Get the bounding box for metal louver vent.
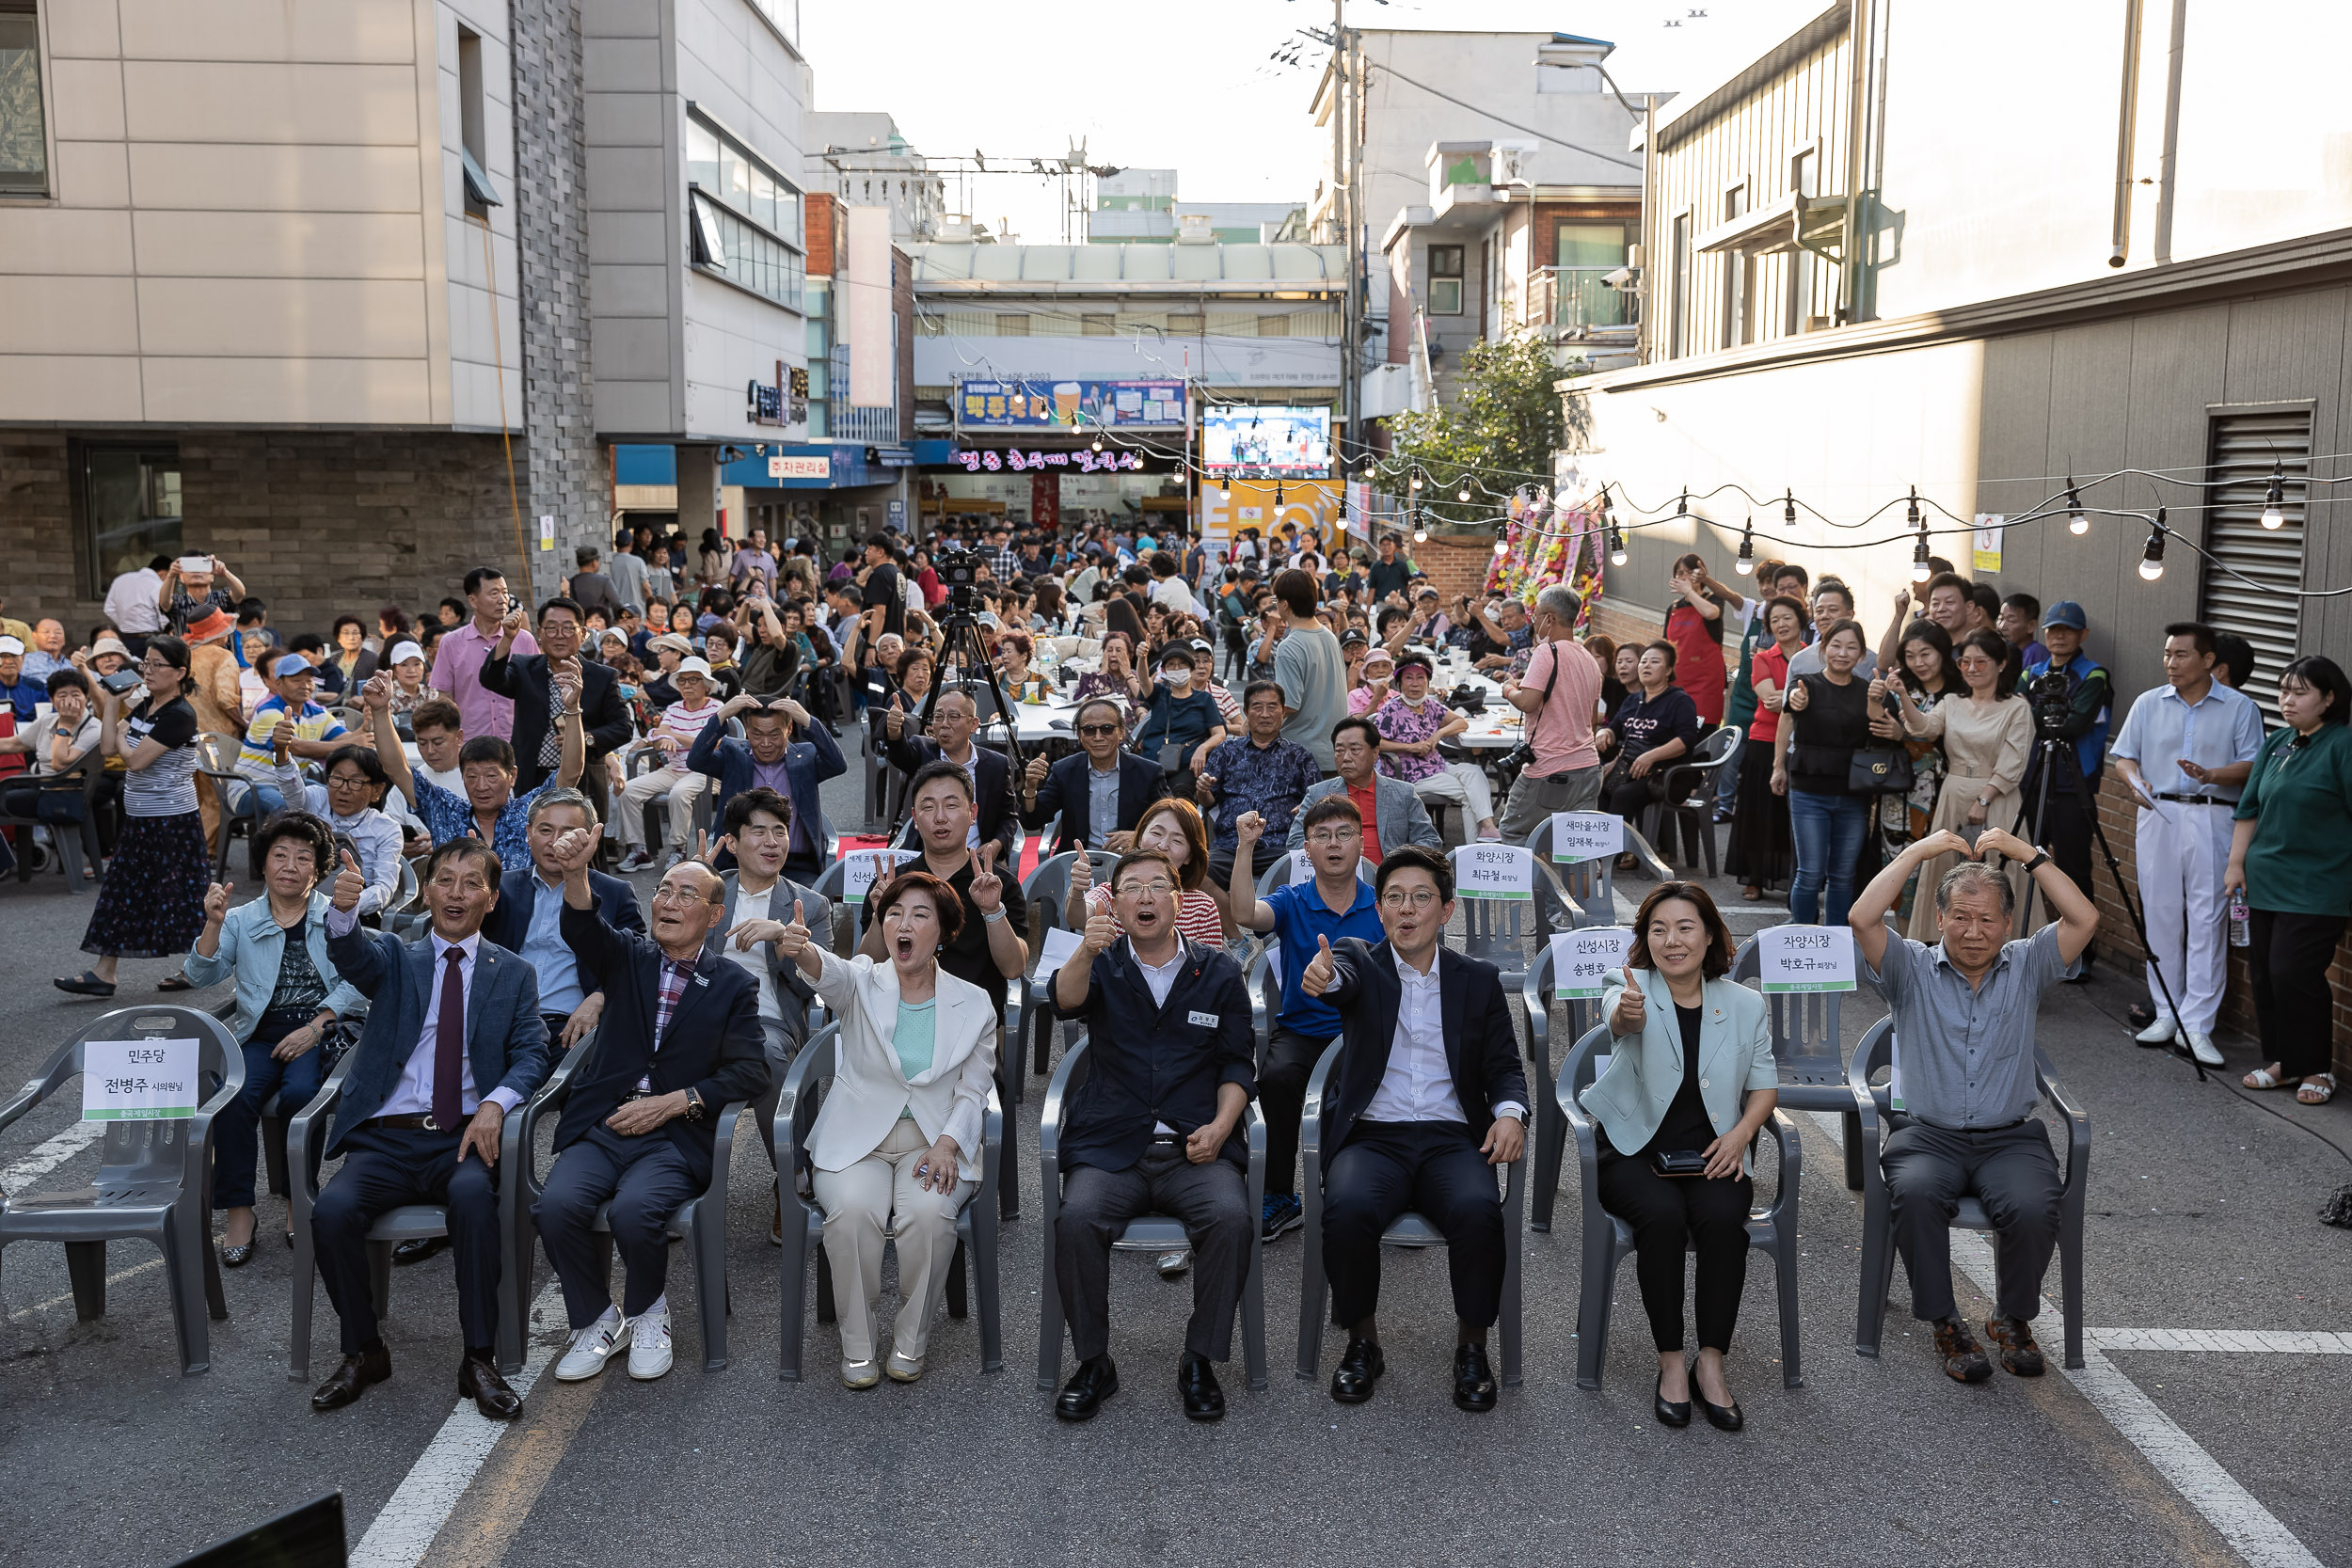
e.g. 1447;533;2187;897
2198;409;2309;725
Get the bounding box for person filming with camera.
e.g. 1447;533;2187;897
2017;602;2111;970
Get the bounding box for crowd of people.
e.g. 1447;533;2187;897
10;507;2344;1430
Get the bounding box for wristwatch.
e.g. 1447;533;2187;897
683;1087;706;1121
2022;849;2052;873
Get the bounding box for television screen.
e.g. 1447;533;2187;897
1201;405;1332;477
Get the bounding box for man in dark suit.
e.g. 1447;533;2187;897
1018;696;1167;854
884;687;1018;862
310;839;552;1418
478;596;633;795
1047;848;1256;1424
1298;844;1526;1413
688;692;847;883
535;831;769;1384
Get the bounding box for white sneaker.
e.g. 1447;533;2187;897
617;848;655;872
2134;1017;2179;1045
2185;1030;2224;1068
554;1307;629;1382
627;1308;673;1380
886;1348;925;1383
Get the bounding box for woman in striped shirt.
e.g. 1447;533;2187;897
1072;796;1226;948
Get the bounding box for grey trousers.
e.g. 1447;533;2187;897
1882;1117;2062;1323
1057;1143;1251;1362
1499;762;1604;840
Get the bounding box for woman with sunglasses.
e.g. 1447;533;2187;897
56;637;213;997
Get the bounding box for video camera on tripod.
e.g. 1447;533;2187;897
932;546;983;618
2025;670;2075;739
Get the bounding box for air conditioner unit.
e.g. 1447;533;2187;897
1491;140;1540;188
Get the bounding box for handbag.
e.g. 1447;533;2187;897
1847;746;1915;794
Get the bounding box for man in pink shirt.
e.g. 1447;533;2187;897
432;567;538;742
1497;584;1603;837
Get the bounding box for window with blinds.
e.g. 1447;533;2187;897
2197;408;2310;723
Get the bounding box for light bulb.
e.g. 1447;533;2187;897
1091;436;1104;452
1458;485;1471;503
1413;525;1428;544
1734;523;1755;575
2261;469;2285;530
1408;472;1423;491
2260;501;2283;530
2137;555;2165;581
2138;511;2168;580
1494;539;1510;558
1218;482;1230;501
1608;524;1628;566
1909;535;1932;584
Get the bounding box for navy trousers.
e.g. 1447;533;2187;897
311;1124;501;1355
1323;1120;1505;1330
535;1124;699;1328
212;1039;327;1211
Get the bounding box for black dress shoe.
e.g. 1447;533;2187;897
392;1235;450;1266
310;1346;392;1411
1178;1351;1225;1422
1329;1337;1385;1404
218;1241;255;1269
1453;1341;1498;1413
458;1354;524;1419
1696;1387;1744;1432
1055;1354;1119;1422
1653;1372;1692;1428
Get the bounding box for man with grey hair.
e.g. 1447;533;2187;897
1849;823;2099;1386
1497;586;1606;838
484;784;645;1052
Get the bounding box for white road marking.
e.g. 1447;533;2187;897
0;1119;102;1193
346;1277;567;1568
2089;1328;2352;1355
9;1258;164;1323
1802;1110;2325;1568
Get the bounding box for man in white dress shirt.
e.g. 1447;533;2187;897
2107;622;2266;1066
1298;844;1527;1412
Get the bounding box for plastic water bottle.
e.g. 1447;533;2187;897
2228;893;2250;948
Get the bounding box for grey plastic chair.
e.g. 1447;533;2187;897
512;1048;749;1372
1849;1016;2089;1370
774;1022;1004;1379
1521;942;1602;1233
0;1006;243;1374
1518;812;1615;926
1560;1022;1804;1390
1728;935;1871;1192
1445;842;1581;995
286;1050;533;1379
1639;725;1740;877
1019;849;1120;1079
1036;1033;1268;1392
1295;1038;1525;1386
0;747;105;887
195;733;266;879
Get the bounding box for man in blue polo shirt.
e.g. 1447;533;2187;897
1230;792;1384;1242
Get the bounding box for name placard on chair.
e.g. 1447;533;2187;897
1548;812;1622;863
83;1038;199;1120
840;847;918;904
1456;844;1533;901
1754;925;1857;993
1549;928;1635;999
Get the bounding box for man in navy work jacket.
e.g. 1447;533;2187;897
311;839;551;1418
689;691;846;884
1049;848;1257;1425
533;828;770;1385
1297;844;1526;1413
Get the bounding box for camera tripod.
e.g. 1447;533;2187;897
2012;733;2201;1080
912;596;1029;777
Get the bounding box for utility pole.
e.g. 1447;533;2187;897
1332;0;1359;501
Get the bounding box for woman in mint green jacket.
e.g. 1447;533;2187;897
182;812;368;1265
1582;880;1776;1432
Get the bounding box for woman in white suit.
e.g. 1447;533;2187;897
776;867;997;1388
1582;880;1778;1432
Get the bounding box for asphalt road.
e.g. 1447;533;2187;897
2;768;2347;1568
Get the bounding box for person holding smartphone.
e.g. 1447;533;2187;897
1584;881;1776;1432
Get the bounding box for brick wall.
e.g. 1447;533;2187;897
510;0;608;602
0;429;524;635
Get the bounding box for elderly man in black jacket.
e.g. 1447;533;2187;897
479;596;633;795
1048;849;1255;1424
532;831;769;1385
1298;844;1526;1413
1019;696;1167;853
883;686;1019;862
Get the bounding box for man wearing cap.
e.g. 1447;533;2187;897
0;637;43;723
157;553;246;635
616;657;723;872
2019;602;2112;975
232;654;351;815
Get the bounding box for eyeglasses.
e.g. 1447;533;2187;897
1379;888;1442;910
1117;879;1177;897
1077;723;1120;737
1305;829;1360;847
649;884;715;906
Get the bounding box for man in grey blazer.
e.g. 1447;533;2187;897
311;838;552;1418
1287;717;1443;862
697;785;834;1240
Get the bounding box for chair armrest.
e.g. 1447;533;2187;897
286;1053;358;1212
515;1037;589;1198
1038;1033;1088;1174
2037;1049;2092;1186
0;1043;77;1139
703;1100;747;1212
1760;1107;1802;1191
1298;1038;1343;1171
775;1024;838;1176
1532;858;1585;929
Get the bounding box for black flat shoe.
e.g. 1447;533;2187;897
1329;1336;1385;1404
1453;1341;1498;1414
1178;1351;1225;1422
310;1346;391;1411
458;1354;523;1419
53;971;115;998
1697;1390;1744;1432
1654;1371;1692;1428
1056;1354;1118;1422
392;1235;451;1266
218;1242;255;1268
